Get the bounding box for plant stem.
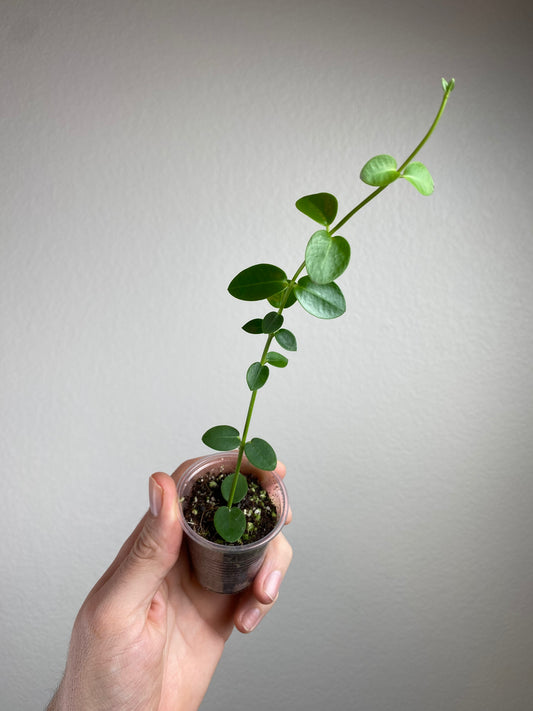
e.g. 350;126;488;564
227;264;304;508
397;81;454;173
330;81;454;236
227;389;258;508
228;82;453;505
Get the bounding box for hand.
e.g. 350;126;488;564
47;459;292;711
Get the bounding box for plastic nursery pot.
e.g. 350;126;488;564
177;451;288;594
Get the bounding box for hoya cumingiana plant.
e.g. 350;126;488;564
200;78;455;543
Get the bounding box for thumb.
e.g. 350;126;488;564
112;472;183;611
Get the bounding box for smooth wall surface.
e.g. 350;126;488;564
2;1;533;709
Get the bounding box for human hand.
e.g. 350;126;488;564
47;459;292;711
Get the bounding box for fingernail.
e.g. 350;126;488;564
149;476;162;517
264;570;281;602
241;607;261;633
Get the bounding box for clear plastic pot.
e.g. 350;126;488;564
177;451;289;594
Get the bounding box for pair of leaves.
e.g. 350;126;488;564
216;472;248;540
360;154;434;196
202;426;277;471
442;77;455;93
243;315;297;352
202;430;277;542
243;311;283;335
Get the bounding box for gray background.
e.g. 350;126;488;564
2;1;533;709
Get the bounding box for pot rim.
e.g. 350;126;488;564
176;451;289;552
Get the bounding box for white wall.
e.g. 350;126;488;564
2;1;533;709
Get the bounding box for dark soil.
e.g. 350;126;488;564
182;471;278;545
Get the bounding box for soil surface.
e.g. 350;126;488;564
182;471;278;545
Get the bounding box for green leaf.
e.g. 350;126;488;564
305;230;351;285
202;425;241;451
268;286;297;309
242;318;263;334
228;264;288;301
265;351;288;368
221;473;248;504
245;438;277;471
295;192;338;226
401;161;434;196
360;154;400;187
274;328;297;351
442;77;455;93
246;362;269;391
294;276;346;319
262;311;284;334
214;506;246;543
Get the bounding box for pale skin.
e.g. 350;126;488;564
47;459;292;711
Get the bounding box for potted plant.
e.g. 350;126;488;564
177;78;456;593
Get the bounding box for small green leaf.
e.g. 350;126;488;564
221;472;248;504
360;154;400;187
242;318;263;334
402;162;434;195
294;276;346;319
442;77;455;93
202;425;241;451
245;438;277;471
295;192;338;226
228;264;288;301
262;311;284;334
265;351;288;368
246;362;269;391
305;229;351;285
214;506;246;543
274;328;297;351
268;286;297;309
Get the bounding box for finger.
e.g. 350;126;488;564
89;459;199;601
87;513;148;599
273;460;286;479
274;461;292;524
171;457;200;484
234;532;293;633
107;472;182;612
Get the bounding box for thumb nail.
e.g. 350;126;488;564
149;476;163;517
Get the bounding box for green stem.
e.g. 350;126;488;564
228;81;454;507
330;81;454;236
227;261;306;507
227;390;258;508
397;82;453;172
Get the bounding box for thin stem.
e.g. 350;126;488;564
330;82;454;236
227;389;258;508
227;261;306;507
397;82;453;172
330;185;386;235
228;81;454;507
